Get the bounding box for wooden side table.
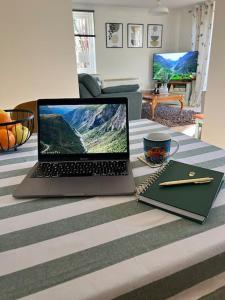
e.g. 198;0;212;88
142;92;185;120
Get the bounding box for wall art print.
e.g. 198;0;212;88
127;23;144;48
147;24;163;48
106;23;123;48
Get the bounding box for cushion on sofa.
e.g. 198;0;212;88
78;74;101;97
79;82;93;98
101;84;139;94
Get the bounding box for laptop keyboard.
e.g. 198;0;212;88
31;160;128;178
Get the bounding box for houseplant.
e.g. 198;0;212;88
159;71;169;94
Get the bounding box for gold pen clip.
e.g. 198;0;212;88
194;178;213;184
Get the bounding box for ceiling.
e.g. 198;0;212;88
73;0;202;9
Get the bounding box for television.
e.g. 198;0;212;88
153;51;198;81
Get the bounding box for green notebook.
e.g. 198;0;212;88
137;160;224;223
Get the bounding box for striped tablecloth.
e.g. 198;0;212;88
1;119;225;300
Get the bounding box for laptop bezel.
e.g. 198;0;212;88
37;98;130;162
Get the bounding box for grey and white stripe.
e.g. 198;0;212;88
0;119;225;300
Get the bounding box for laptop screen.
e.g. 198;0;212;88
38;100;129;159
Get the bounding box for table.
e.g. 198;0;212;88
1;119;225;300
142;92;185;120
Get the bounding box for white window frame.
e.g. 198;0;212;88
72;10;97;74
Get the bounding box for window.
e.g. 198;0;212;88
72;10;96;74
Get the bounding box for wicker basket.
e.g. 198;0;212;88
0;109;34;151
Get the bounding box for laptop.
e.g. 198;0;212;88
13;98;136;198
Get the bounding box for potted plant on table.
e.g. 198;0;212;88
159;71;169;95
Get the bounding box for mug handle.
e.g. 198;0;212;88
168;140;179;159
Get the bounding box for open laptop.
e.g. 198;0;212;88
13;98;135;198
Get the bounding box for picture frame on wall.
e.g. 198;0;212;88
105;23;123;48
127;24;144;48
147;24;163;48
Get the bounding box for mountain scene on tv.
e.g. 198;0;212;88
153;51;198;81
39;104;127;154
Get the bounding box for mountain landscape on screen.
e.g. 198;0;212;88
153;51;198;81
39;104;127;154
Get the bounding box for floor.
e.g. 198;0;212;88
171;123;196;137
171;104;200;138
142;101;200;138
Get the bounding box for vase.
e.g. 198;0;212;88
159;84;169;95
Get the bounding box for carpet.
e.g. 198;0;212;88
141;102;197;127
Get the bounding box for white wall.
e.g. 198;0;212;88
202;0;225;149
177;9;192;51
0;0;79;110
73;3;193;90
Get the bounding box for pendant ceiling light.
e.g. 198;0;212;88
151;0;169;15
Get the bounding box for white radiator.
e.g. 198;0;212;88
102;77;140;88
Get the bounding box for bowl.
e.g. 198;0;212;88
0;109;34;152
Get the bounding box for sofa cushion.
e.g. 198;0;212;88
101;84;139;94
79;82;93;98
78;74;101;97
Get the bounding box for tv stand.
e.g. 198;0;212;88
157;80;193;105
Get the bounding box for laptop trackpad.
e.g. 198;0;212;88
48;176;134;197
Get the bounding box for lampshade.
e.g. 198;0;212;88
151;0;169;15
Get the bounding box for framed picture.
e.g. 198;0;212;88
127;24;144;48
147;24;163;48
106;23;123;48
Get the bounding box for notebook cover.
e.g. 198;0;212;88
139;160;224;223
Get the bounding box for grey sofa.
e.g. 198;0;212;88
78;73;142;120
